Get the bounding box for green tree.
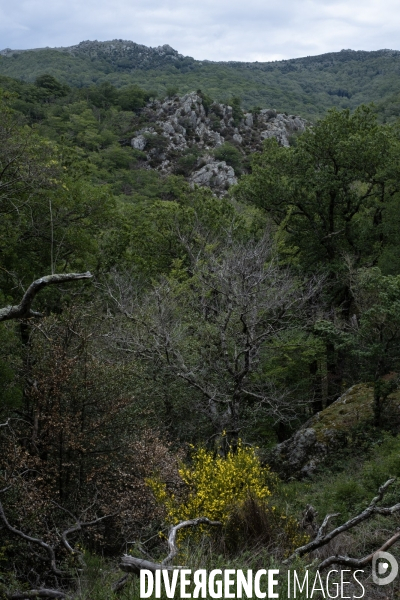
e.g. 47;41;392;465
228;96;244;126
237;106;400;280
117;84;150;112
351;268;400;425
237;106;400;403
34;73;70;99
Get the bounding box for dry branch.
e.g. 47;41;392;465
318;529;400;570
0;500;113;598
0;272;92;322
7;590;67;599
120;517;221;574
111;574;130;593
119;556;176;576
61;514;114;557
162;517;222;565
286;478;400;563
0;500;62;576
114;517;222;591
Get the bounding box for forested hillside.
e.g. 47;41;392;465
2;40;400;120
2;71;400;599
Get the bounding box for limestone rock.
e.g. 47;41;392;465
131;134;147;150
128;91;308;196
259;112;306;147
244;113;253;128
190;160;237;192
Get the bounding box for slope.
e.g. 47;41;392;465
1;41;400;119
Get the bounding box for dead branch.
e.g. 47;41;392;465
111;574;130;594
119;556;177;576
60;513;114;570
0;500;62;576
61;514;114;556
0;498;113;595
114;517;222;591
162;517;222;565
0;272;92;322
318;529;400;570
286;478;399;563
7;590;67;599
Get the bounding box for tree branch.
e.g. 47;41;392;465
116;517;222;589
285;478;399;563
0;498;112;587
162;517;222;565
7;590;67;599
318;529;400;570
0;272;92;322
61;514;114;558
0;500;62;576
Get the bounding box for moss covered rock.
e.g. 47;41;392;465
269;383;400;478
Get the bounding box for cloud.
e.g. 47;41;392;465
0;0;399;60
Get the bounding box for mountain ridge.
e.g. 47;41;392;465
2;39;400;65
2;40;400;119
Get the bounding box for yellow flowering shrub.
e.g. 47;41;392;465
148;442;308;554
159;442;272;524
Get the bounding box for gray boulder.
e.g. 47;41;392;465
131;134;147;151
190;160;237;192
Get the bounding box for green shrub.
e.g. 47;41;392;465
213;142;242;172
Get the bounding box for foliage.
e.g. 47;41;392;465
213;142;243;171
149;442;272;525
351;268;400;379
35;73;70;98
149;443;307;556
228;96;244;127
4;46;400;120
236;105;400;402
226;496;309;557
196;89;213;115
166;85;179;98
3;52;400;596
349;268;400;424
237;106;400;278
173;146;201;176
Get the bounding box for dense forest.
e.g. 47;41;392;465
2;63;400;600
2;41;400;121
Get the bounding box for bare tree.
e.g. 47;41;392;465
108;232;319;436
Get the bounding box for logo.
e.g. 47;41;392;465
372;551;398;585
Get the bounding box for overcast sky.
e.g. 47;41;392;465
0;0;398;62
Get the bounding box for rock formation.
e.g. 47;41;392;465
269;384;400;479
129;92;307;196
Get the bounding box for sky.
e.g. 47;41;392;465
0;0;399;62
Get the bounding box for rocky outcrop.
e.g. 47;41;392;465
129;92;307;196
190;159;237;191
0;40;186;70
258;110;306;147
